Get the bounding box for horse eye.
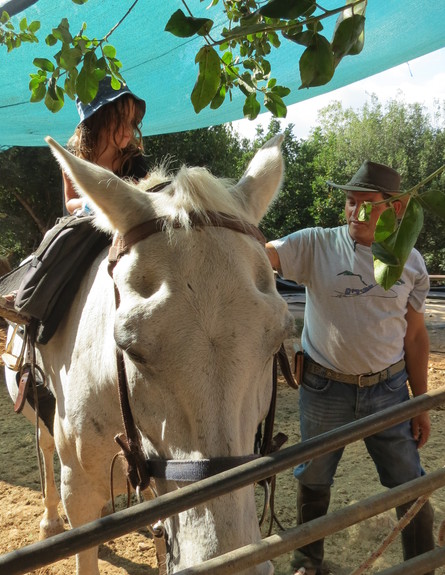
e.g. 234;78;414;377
123;347;146;365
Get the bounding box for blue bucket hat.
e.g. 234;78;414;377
76;76;146;124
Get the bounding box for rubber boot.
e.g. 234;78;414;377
291;483;331;574
396;499;435;575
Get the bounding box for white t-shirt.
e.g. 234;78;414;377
271;225;429;374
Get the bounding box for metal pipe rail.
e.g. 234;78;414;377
377;546;445;575
175;470;445;575
0;387;444;575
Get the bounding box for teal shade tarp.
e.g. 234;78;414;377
1;0;445;147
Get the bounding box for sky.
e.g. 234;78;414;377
233;47;445;141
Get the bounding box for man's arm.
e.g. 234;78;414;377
265;242;282;273
404;302;431;448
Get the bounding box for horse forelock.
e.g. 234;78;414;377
138;165;249;233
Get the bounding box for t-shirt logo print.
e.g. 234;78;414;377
333;270;404;298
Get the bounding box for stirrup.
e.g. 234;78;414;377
2;324;26;371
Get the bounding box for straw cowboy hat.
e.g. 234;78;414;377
327;160;401;194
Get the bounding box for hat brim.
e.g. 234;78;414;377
77;82;146;125
326;181;400;194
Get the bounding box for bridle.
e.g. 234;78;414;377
107;182;298;495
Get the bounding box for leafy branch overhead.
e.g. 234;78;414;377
357;166;445;289
0;0;367;119
166;0;367;119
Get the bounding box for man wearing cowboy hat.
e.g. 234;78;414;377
266;161;435;575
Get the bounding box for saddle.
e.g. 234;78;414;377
0;215;110;344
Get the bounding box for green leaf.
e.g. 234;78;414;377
271;84;291;97
82;49;97;71
110;75;122;90
348;30;365;56
108;58;122;73
374;206;397;243
372;197;424;289
52;19;73;44
373;258;403;291
259;0;315;19
263;59;271;75
45;33;57;46
33;57;55;72
284;30;314;47
1;11;9;25
372;242;400;266
165;9;213;38
210;85;226;110
332;14;365;64
268;30;281;49
76;66;99;103
30;82;46;103
221;51;232;65
72;0;89;4
44;79;64;113
299;34;334;88
64;69;78;99
103;44;116;59
264;92;287;117
358;202;372;222
243;93;260;121
29;75;44;90
19;17;27;32
417;189;445;220
191;46;220;113
243;58;259;72
59;46;82;69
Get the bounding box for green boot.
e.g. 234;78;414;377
396;499;435;575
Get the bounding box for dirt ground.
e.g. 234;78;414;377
0;299;444;575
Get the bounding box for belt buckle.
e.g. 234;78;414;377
357;373;373;387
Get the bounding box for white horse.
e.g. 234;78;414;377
20;133;293;575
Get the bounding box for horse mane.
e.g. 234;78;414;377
138;165;251;234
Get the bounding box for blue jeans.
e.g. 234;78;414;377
294;367;425;489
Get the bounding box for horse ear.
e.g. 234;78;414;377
45;136;155;232
235;134;284;223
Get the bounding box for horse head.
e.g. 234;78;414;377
46;134;294;574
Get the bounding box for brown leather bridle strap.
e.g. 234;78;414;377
109;275;151;491
277;343;299;390
108;211;266;265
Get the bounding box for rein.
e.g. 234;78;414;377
107;206;297;493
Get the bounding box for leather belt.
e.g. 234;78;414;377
304;358;406;387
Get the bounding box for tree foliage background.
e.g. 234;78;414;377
0;94;444;273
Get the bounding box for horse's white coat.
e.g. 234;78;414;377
33;134;294;574
4;326;65;539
